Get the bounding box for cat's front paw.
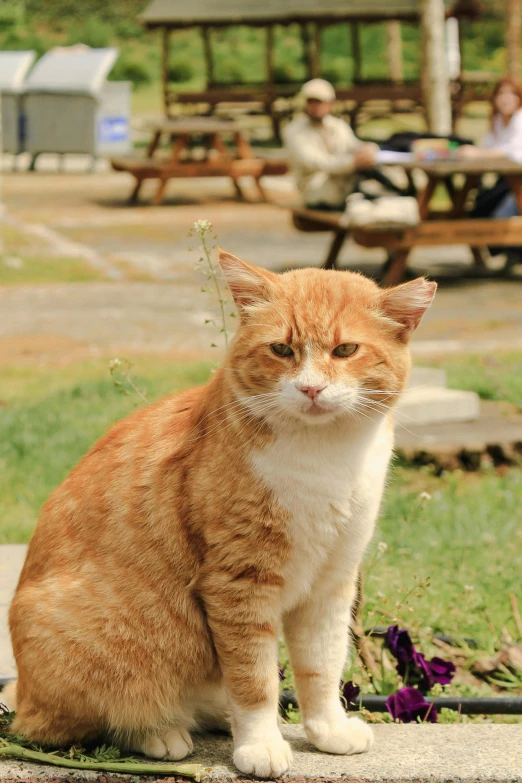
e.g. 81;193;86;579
233;736;293;778
305;716;373;755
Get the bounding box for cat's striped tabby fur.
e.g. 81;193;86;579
6;253;436;777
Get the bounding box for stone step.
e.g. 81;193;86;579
409;366;447;389
0;723;519;781
397;386;480;427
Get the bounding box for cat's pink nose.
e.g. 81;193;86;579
298;385;326;399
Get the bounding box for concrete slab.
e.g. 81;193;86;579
0;723;521;781
397;387;480;426
0;547;26;680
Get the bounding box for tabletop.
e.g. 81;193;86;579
141;117;242;135
381;154;522;176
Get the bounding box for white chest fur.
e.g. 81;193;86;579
250;415;393;610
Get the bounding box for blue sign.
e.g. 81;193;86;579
98;116;129;143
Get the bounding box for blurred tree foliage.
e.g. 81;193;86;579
0;1;513;89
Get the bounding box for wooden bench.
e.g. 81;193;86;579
111;156;268;205
291;207;522;285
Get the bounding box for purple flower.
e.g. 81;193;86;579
385;625;415;664
341;680;361;709
386;687;438;723
278;665;286;682
386;625;456;692
427;656;456;686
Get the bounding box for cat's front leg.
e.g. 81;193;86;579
283;577;373;756
201;571;292;778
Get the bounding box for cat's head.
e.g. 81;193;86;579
219;252;436;426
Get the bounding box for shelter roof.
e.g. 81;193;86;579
140;0;481;28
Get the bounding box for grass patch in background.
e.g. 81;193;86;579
0;225;103;284
427;352;522;411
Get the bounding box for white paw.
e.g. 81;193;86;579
138;734;168;759
305;716;374;755
135;728;193;760
233;737;293;778
163;727;194;760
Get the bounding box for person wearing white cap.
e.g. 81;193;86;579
282;78;379;209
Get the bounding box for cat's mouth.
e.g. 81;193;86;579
303;400;331;416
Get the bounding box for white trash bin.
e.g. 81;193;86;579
0;50;36;155
24;46;131;168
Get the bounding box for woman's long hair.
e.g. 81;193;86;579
490;77;522;128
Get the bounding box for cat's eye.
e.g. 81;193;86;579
332;343;358;358
270;343;294;358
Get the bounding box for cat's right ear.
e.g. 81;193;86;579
219;251;276;317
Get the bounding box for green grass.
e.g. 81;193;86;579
0;226;103;284
0;357;212;542
427;352;522;411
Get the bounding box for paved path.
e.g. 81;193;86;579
2;171;522;364
0;723;520;781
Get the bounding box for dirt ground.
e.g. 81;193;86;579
1;166;521;365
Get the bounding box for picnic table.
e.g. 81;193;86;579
291;156;522;285
111;118;286;205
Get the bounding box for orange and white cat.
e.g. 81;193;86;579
6;253;435;777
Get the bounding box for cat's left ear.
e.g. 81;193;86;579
380;277;437;340
219;251;276;316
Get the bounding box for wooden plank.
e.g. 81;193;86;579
111;157;265;179
352;218;522;249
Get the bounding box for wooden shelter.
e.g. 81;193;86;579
140;0;482;134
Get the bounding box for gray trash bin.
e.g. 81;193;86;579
0;50;36;154
24;46;131;165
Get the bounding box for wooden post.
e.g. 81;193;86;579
386;21;403;83
300;23;320;79
266;25;274;86
161;27;171;116
507;0;521;80
201;26;214;88
351;23;362;83
312;23;321;79
421;0;452;135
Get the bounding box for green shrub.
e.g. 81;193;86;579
168;58;195;84
272;63;300;84
67;18;113;48
115;19;142;40
109;54;152;86
214;55;245;84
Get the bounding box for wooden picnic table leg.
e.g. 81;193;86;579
152;178;170;206
381;249;411;286
146;130;162;158
417;175;439;220
323;230;348;270
129;176;144;205
506;175;522;213
230;176;246;201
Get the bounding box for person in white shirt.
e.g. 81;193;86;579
460;77;522;264
282;79;379;210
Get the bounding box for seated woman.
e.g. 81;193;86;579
459;77;522;265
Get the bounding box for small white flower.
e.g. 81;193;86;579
377;541;388;556
193;219;212;234
108;358;122;370
463;584;474;592
419;491;432;501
